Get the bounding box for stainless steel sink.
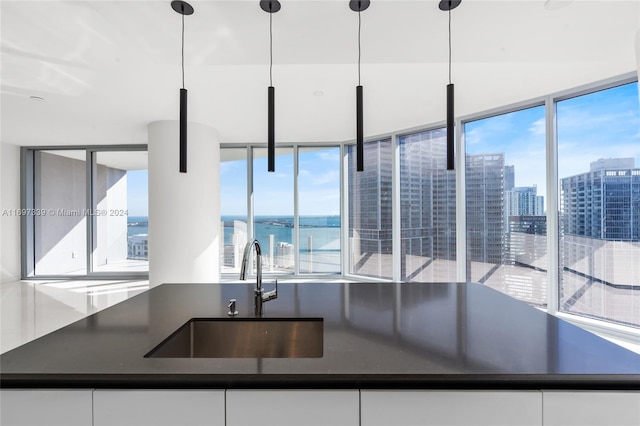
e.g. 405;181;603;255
145;318;323;358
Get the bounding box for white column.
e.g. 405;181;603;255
148;121;220;287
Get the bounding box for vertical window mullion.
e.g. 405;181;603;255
456;118;466;282
21;148;35;277
392;134;401;282
247;146;254;278
86;149;95;274
293;145;300;276
546;95;560;315
340;143;346;276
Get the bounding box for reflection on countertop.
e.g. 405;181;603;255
1;282;639;389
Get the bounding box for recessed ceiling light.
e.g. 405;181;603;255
29;95;45;102
313;90;324;97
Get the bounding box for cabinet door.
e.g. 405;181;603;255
93;389;225;426
226;390;359;426
361;390;542;426
0;389;93;426
543;391;640;426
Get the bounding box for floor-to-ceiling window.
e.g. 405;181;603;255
23;146;148;278
298;147;341;274
399;129;456;282
464;105;547;306
347;139;393;279
217;81;639;331
219;147;248;275
253;147;295;275
93;151;148;273
557;82;640;327
220;145;342;277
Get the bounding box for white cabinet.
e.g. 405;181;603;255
93;389;225;426
0;389;93;426
542;391;640;426
226;390;359;426
5;387;638;426
361;390;542;426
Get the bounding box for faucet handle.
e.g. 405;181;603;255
227;299;238;317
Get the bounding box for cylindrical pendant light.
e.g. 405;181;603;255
446;83;454;170
356;85;364;171
171;1;194;174
261;0;281;172
180;88;187;172
439;0;460;171
268;86;275;171
350;0;369;172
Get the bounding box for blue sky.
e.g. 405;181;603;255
465;105;547;197
557;83;640;178
220;147;341;217
130;82;640;218
126;170;148;217
465;82;640;207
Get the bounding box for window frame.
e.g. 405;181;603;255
21;144;149;280
220;142;345;280
221;73;640;342
552;74;640;337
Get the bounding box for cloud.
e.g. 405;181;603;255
311;170;339;186
317;150;341;162
528;118;545;136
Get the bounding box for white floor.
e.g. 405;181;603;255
0;279;149;354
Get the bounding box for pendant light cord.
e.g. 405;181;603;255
358;9;362;86
448;7;452;85
270;10;273;86
181;8;185;89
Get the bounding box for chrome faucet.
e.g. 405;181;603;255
239;239;277;316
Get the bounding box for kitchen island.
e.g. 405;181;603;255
2;282;639;425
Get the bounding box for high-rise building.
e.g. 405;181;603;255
348;139;393;277
505;186;545;232
349;144;544;280
505;186;546;269
466;153;506;265
399;130;456;280
561;158;640;241
504;165;515;191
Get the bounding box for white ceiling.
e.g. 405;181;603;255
2;0;639;147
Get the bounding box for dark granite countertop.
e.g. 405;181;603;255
1;282;639;389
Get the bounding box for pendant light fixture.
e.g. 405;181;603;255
261;0;281;172
171;1;194;173
350;0;369;172
439;0;460;171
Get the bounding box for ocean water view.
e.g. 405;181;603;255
129;215;341;253
128;216;148;237
222;215;340;253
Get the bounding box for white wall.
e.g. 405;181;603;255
1;142;21;282
148;121;220;286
